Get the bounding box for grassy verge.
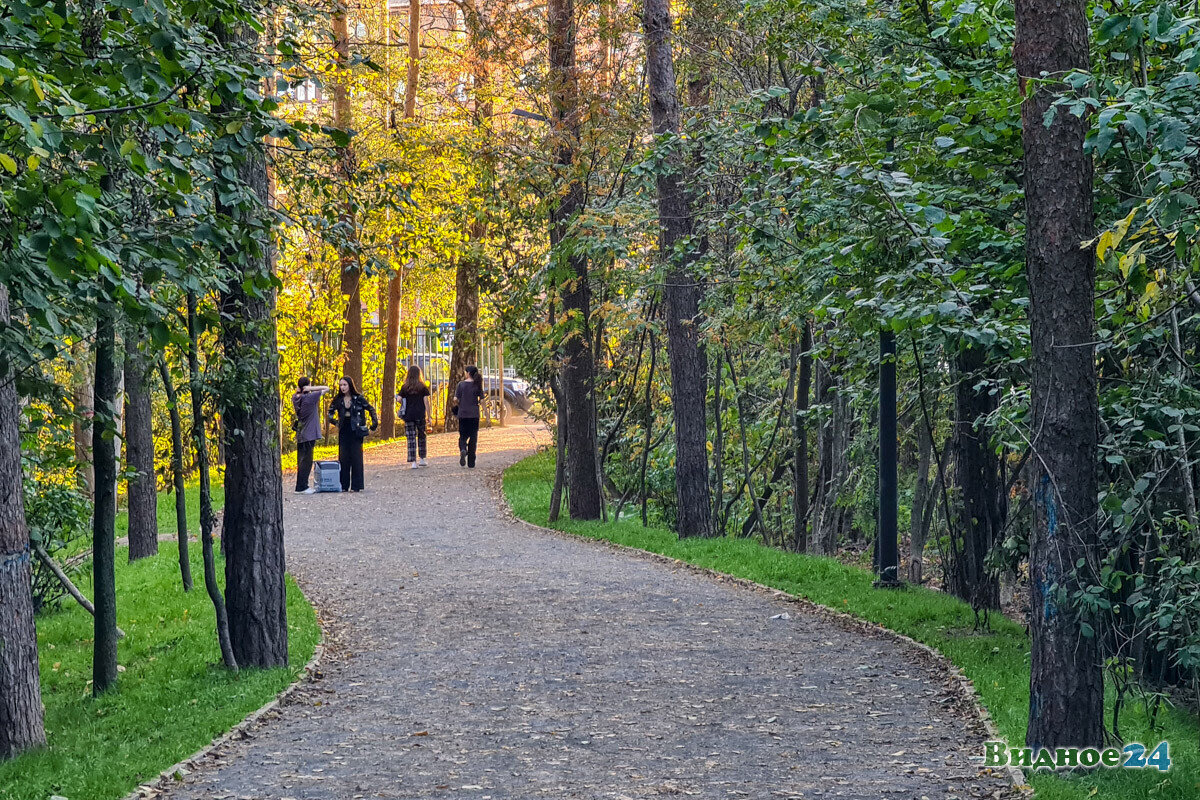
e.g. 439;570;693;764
504;450;1199;800
115;474;226;542
1;541;320;800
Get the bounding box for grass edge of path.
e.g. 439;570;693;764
502;449;1200;800
4;516;320;800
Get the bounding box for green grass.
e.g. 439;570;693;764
1;542;320;800
114;473;226;543
504;449;1200;800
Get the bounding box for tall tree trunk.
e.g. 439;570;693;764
643;0;712;537
0;286;46;759
549;0;602;519
445;245;481;431
71;340;95;498
92;306;120;695
215;19;288;669
793;321;811;551
1015;0;1103;750
381;0;420;439
404;0;420;118
333;2;362;386
908;419;933;584
381;268;403;439
548;374;568;523
158;357;193;591
949;346;1002;611
124;346;158;561
188;294;237;670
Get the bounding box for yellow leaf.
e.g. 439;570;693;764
0;154;16;174
226;121;242;135
26;155;39;171
120;138;136;157
30;76;44;102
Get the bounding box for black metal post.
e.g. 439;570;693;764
877;328;900;586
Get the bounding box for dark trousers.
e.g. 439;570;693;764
338;430;365;491
458;417;480;468
405;420;427;461
295;440;316;491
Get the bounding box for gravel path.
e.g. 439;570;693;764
157;420;1013;800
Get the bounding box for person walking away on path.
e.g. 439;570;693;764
328;376;378;492
452;365;484;468
292;377;329;494
399;365;432;470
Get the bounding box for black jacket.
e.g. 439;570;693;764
328;394;378;438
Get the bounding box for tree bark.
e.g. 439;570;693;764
333;1;362;386
549;0;602;519
92;306;120;695
643;0;712;537
0;285;46;759
71;340;95;498
1015;0;1103;750
949;346;1001;611
158;357;193;591
124;346;158;561
381;268;403;439
909;418;933;584
188;294;237;671
215;20;288;669
445;245;481;431
793;322;811;551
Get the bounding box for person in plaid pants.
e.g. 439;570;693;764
398;365;431;469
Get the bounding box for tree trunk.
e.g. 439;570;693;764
405;0;420;118
445;246;481;431
381;2;420;437
333;3;362;386
909;419;933;584
1014;0;1103;750
92;306;120;695
949;346;1002;610
0;286;46;759
71;340;95;498
215;20;288;670
643;0;712;537
188;294;237;671
549;374;568;524
793;322;811;551
158;357;193;591
380;269;403;439
549;0;602;519
124;346;158;561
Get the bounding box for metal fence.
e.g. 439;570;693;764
393;323;507;430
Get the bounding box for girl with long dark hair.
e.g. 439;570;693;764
452;365;484;468
398;365;431;469
327;376;378;491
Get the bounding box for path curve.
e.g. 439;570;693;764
155;421;1013;800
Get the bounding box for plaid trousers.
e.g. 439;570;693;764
405;421;427;461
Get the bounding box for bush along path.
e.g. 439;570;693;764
153;420;1014;800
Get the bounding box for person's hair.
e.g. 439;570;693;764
401;366;424;395
339;376;360;397
297;376;310;391
465;365;483;396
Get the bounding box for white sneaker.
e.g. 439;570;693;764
418;458;428;467
302;487;317;495
410;462;418;470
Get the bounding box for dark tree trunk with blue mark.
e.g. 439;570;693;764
1015;0;1104;750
